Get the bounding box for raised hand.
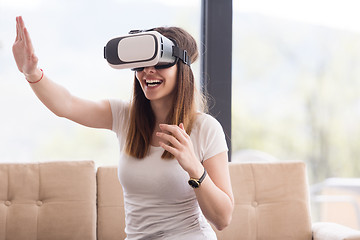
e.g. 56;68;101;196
156;123;204;178
12;16;40;79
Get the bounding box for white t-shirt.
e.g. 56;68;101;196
110;99;228;240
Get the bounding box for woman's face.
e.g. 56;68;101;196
136;64;178;103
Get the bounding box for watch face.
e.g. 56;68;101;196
188;179;200;188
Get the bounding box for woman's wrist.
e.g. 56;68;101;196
25;68;43;83
188;161;205;179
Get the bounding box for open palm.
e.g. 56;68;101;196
12;16;38;76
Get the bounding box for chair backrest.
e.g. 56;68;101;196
97;161;312;240
97;166;126;240
0;161;96;240
213;162;312;240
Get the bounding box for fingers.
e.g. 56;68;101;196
15;16;35;54
23;26;34;52
15;16;25;42
159;124;188;142
13;16;39;74
19;16;25;41
156;131;182;149
159;141;178;156
157;123;190;150
15;17;20;41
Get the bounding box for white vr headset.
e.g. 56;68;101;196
104;29;191;71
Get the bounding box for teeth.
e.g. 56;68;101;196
146;80;162;84
145;79;163;87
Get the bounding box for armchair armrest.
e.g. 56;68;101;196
312;222;360;240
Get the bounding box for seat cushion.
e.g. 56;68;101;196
0;161;96;240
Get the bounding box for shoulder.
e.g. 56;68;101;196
108;99;131;134
191;112;228;162
109;99;131;120
192;112;224;132
109;99;130;112
191;112;226;141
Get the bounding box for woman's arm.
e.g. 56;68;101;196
29;74;112;129
193;151;234;230
157;123;234;230
12;16;112;130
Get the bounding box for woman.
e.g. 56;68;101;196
13;16;234;240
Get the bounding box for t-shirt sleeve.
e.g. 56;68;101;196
108;99;130;137
199;114;229;162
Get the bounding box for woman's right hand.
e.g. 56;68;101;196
12;16;41;81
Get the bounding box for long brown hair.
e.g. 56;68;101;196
125;27;203;159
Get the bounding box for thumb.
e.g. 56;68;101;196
31;53;38;63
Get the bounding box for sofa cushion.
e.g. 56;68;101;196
97;166;126;240
213;162;312;240
0;161;96;240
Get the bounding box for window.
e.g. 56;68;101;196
0;0;201;165
232;0;360;228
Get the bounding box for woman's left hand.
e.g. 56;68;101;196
156;123;204;178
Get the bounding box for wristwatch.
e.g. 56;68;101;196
188;168;207;188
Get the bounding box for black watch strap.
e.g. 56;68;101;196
198;168;207;183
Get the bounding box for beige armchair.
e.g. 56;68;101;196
1;160;360;240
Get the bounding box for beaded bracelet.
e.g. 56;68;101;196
27;69;43;84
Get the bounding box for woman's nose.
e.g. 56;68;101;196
143;66;156;73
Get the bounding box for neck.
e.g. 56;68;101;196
151;98;173;124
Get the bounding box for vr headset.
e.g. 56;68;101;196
104;30;191;71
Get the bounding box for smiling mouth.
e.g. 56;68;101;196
145;79;163;87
